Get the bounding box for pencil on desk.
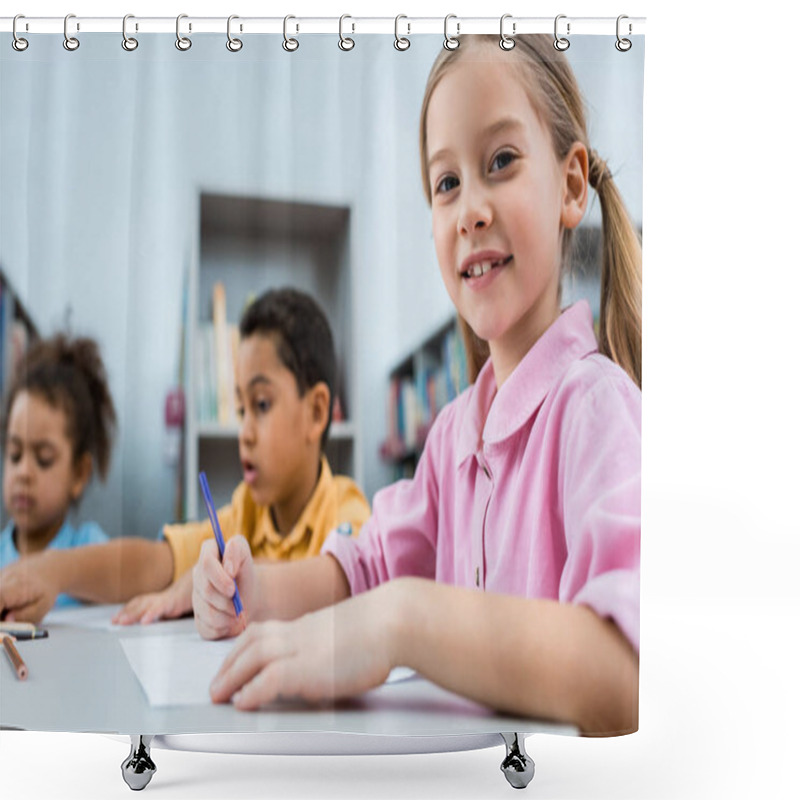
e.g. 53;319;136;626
1;633;28;680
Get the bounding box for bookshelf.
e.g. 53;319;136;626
182;193;359;520
380;318;468;480
0;267;39;527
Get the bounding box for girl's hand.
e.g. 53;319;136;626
112;571;193;625
0;557;59;624
192;535;256;639
209;586;396;710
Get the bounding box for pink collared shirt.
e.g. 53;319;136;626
323;300;641;651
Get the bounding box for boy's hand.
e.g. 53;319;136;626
0;557;59;624
208;584;396;709
192;535;255;640
112;571;193;625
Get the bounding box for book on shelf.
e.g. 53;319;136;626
195;282;239;428
0;278;35;398
381;322;469;463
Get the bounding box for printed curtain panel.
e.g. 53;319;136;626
0;17;643;793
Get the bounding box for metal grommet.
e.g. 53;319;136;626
553;14;570;51
394;14;410;51
12;15;28;52
615;15;632;52
499;14;515;51
175;14;192;51
122;14;138;51
338;14;355;51
283;15;299;52
63;13;80;51
443;14;459;50
226;15;243;52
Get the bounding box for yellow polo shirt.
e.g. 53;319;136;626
163;457;369;582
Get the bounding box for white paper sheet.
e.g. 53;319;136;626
120;631;417;707
44;603;124;630
120;632;235;707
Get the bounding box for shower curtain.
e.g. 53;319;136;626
0;15;644;794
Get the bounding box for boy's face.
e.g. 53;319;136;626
2;390;88;549
235;333;322;511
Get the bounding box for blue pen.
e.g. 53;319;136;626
198;471;244;616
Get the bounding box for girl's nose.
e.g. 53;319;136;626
458;182;492;235
16;453;34;480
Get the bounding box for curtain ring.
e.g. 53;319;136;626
63;13;80;51
283;15;299;51
615;15;632;51
443;14;460;50
553;14;570;51
339;14;355;51
175;14;192;51
12;15;28;52
394;15;410;51
226;15;243;52
499;14;515;51
122;14;138;51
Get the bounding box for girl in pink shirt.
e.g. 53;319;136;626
193;35;641;736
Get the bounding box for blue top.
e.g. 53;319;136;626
0;518;109;609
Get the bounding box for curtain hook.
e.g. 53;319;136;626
553;14;570;51
12;15;29;52
63;13;80;51
499;14;515;51
615;15;632;51
394;14;410;51
122;14;138;51
175;13;192;51
283;15;299;51
339;14;355;51
443;14;460;50
226;15;243;52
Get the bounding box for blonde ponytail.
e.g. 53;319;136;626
589;150;642;388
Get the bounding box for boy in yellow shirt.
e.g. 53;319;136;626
0;288;369;624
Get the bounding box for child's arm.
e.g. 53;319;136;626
0;539;174;623
387;578;638;734
207;576;637;734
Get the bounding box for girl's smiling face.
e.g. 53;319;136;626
2;390;90;553
426;55;586;385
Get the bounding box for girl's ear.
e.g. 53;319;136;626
305;382;331;445
561;141;589;230
70;452;93;502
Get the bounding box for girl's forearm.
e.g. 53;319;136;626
252;554;351;621
386;577;638;735
42;539;174;603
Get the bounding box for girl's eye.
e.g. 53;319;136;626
36;457;54;469
434;174;459;195
490;150;516;172
235;406;244;420
255;399;272;414
8;450;22;464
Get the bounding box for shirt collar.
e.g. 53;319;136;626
456;300;598;464
262;456;334;552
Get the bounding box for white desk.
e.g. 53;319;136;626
0;605;575;790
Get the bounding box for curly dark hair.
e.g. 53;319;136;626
2;334;117;481
239;288;336;446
